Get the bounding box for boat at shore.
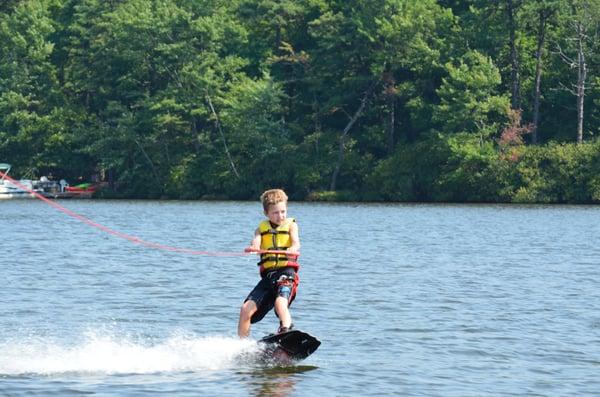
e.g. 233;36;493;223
0;163;41;199
0;163;98;199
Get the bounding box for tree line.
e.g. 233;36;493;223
1;0;600;203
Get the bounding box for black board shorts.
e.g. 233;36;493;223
245;267;298;324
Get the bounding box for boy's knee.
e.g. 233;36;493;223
240;300;257;319
274;296;289;310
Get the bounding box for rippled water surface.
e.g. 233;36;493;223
1;200;599;396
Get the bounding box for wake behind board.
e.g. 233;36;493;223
258;330;321;363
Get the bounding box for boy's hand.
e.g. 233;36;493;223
285;250;300;258
244;247;300;258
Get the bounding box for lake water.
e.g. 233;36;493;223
1;199;599;396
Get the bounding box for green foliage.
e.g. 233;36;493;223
0;0;68;175
367;133;600;204
2;0;600;203
433;133;506;202
511;141;600;203
306;190;358;202
434;51;511;137
366;133;451;201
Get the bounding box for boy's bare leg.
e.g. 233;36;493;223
274;296;292;329
238;300;257;338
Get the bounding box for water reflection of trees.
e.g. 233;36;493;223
243;366;317;397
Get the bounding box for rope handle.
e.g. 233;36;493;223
244;247;300;258
0;169;251;257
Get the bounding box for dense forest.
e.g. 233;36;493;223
1;0;600;202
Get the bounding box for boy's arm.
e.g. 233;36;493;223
248;228;261;251
288;222;301;255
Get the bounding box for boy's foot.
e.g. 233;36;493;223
277;323;294;334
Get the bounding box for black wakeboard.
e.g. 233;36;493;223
258;330;321;362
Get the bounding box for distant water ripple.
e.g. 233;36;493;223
1;200;599;396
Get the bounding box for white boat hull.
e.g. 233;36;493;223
0;180;39;199
0;192;37;199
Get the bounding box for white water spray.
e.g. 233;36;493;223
0;331;259;375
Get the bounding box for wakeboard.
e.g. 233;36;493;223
258;329;321;363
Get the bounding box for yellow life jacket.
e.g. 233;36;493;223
258;218;297;272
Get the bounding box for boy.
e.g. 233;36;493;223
238;189;300;338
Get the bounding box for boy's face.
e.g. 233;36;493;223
264;201;287;226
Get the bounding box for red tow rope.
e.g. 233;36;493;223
0;170;299;258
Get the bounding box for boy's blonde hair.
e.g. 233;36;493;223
260;189;288;211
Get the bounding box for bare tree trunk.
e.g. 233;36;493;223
382;69;396;152
275;24;282;52
192;119;201;155
312;95;321;158
531;9;549;144
206;94;241;179
556;3;593;144
329;84;375;191
163;140;171;168
507;0;521;109
576;21;586;144
387;96;395;153
135;139;161;184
